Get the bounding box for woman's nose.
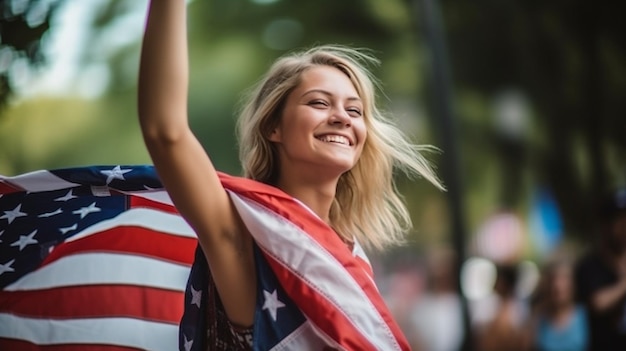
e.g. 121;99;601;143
329;107;351;126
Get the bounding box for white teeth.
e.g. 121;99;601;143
317;135;350;145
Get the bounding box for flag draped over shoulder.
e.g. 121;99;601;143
0;165;410;351
212;174;409;350
0;165;196;350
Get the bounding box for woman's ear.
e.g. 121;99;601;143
268;127;281;143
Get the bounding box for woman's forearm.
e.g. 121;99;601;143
591;277;626;313
137;0;189;142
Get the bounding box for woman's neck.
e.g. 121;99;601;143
545;300;575;322
276;174;338;223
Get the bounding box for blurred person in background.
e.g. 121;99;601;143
384;258;427;350
410;247;464;351
527;258;588;351
474;264;529;351
575;189;626;351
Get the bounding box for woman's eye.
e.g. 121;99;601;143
310;100;328;107
347;108;362;117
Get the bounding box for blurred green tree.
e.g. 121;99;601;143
436;0;626;239
0;0;60;109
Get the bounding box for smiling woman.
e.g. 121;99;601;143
137;1;442;350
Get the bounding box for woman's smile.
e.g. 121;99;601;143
315;134;353;146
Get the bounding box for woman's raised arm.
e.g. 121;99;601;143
137;0;256;326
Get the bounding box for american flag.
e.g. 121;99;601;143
203;174;411;350
1;165;411;350
0;165;197;350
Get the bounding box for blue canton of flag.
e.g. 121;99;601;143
179;244;307;351
252;244;308;350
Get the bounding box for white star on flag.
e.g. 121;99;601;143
0;259;15;276
100;166;132;185
59;223;78;235
0;229;4;243
1;204;27;224
262;289;285;322
190;285;202;308
38;208;63;218
183;335;193;351
10;230;38;251
72;202;101;219
55;190;77;202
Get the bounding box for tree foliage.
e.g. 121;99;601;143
0;0;60;108
438;0;626;238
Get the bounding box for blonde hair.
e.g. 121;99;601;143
237;45;443;251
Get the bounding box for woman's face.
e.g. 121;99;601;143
548;264;574;306
270;65;367;177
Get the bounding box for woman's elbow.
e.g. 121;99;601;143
139;118;188;148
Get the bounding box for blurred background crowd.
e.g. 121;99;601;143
380;188;626;350
1;0;624;350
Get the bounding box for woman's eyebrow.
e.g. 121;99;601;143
301;89;362;102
